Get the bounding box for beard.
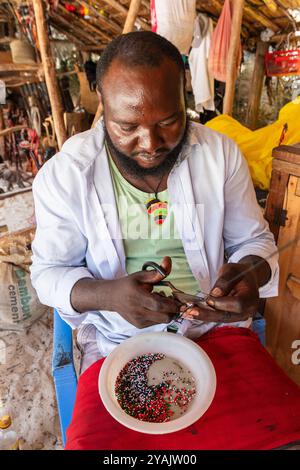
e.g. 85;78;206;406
103;118;190;178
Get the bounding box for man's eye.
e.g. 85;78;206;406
160;119;178;127
120;125;137;132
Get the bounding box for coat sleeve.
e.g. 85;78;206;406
223;138;279;298
30;160;94;319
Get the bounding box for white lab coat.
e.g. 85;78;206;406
30;121;278;356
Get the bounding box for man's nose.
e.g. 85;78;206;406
137;127;163;154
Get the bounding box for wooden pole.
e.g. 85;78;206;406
246;41;269;130
102;0;150;31
123;0;143;34
91;0;142;128
0;106;5;158
32;0;67;149
223;0;245;116
262;0;277;13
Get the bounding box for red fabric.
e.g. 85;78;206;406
150;0;157;33
65;328;300;450
208;0;242;82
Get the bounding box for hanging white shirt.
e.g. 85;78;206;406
30;121;278;357
153;0;196;55
189;14;215;113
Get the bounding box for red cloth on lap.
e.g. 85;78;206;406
65;327;300;450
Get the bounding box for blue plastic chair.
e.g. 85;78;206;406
252;317;266;346
52;309;77;446
52;308;265;446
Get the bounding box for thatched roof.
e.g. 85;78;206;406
49;0;300;51
0;0;299;53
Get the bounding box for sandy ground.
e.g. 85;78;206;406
0;309;80;450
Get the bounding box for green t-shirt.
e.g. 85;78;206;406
107;151;200;296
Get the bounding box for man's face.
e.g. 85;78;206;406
100;57;187;177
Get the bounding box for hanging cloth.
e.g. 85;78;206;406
30;106;41;137
208;0;242;82
189;14;215;113
150;0;196;55
150;0;157;33
0;80;6;105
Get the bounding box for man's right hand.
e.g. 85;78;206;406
70;256;181;328
109;256;181;328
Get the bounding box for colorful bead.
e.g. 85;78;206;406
115;353;196;423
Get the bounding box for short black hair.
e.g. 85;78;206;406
96;31;185;94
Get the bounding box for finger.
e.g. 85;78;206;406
182;315;196;320
181;307;200;319
175;301;251;322
135;256;172;285
135;268;165;285
130;307;170;328
137;290;179;315
147;292;181;314
186;305;251;323
210;265;245;297
206;294;259;315
138;306;175;325
180;303;193;312
160;256;172;276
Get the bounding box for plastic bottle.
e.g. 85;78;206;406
0;408;19;450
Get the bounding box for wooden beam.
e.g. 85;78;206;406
79;0;122;35
0;36;14;44
262;0;278;13
32;0;67;149
223;0;245;116
56;4;111;43
49;12;101;46
244;6;281;32
2;78;40;87
246;41;269;130
0;125;28;138
52;22;106;51
269;32;300;43
67;2;113;42
0;63;40;73
101;0;150;30
123;0;143;34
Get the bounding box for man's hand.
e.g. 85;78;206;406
110;256;181;328
181;256;271;323
71;256;180;328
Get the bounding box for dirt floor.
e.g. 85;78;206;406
0;190;76;450
0;309;80;450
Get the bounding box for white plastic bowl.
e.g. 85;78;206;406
99;332;216;434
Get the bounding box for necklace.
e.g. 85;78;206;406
105;141;168;225
145;174;168;225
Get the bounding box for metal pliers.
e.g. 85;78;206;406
142;261;217;316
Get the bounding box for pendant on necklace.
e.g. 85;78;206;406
146;197;168;225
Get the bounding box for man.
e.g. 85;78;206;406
30;32;278;374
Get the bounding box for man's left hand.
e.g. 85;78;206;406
182;256;271;323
